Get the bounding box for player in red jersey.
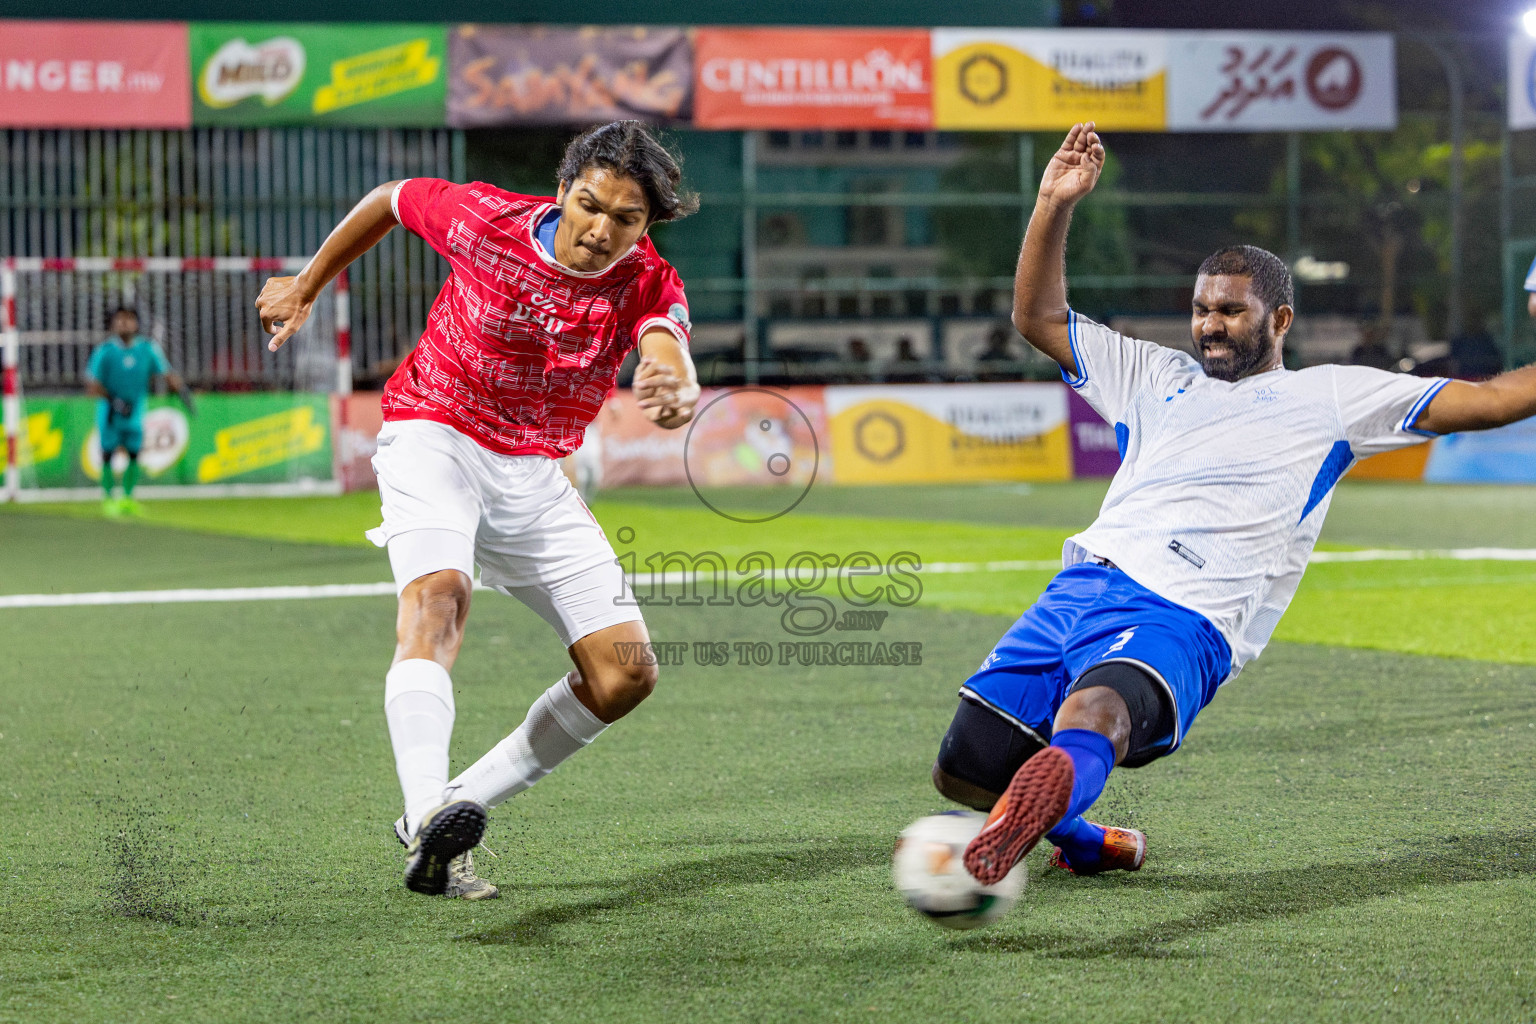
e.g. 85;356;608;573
255;122;700;899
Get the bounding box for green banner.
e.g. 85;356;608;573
19;394;333;489
190;22;446;126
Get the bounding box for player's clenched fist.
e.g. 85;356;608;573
1038;122;1105;208
634;355;700;429
255;275;315;352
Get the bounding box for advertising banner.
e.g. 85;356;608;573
1347;443;1431;481
334;392;385;493
693;28;932;130
1424;417;1536;484
825;383;1070;485
190;22;446;126
590;387;827;489
18;393;333;490
932;29;1167;131
1066;387;1121;477
1167;32;1395;132
448;24;691;128
1510;34;1536;131
0;20;189;128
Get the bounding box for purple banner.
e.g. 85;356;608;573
448;24;692;127
1067;387;1122;477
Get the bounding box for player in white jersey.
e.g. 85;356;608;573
938;123;1536;886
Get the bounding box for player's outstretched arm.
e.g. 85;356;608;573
1417;363;1536;434
634;329;700;430
256;181;403;352
1013;123;1105;378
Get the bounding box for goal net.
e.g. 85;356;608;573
2;257;351;501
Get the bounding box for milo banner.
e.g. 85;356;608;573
448;24;692;127
932;29;1167;131
825;383;1071;484
17;393;333;490
190;22;446;126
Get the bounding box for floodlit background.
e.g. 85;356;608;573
1;1;1533;1021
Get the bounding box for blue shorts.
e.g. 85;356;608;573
960;562;1232;761
97;404;143;454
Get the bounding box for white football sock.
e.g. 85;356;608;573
450;672;608;808
384;658;456;830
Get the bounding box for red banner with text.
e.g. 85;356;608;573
693;27;932;130
0;21;190;128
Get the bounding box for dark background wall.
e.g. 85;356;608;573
0;1;1055;25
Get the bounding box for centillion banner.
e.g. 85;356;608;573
825;383;1070;484
932;29;1167;131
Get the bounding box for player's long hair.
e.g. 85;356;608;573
558;121;700;224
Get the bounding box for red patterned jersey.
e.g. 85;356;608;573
383;178;691;458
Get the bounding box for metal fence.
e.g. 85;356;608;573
0;128;460;391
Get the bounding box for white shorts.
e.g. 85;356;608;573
367;418;642;648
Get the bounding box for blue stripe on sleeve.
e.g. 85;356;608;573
1060;309;1088;389
1401;378;1450;437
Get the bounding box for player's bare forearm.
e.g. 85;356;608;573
85;380;105;399
636;329;699;429
296;182;401;300
1419;364;1536;434
257;181;401;351
1012;124;1105;377
1013;197;1078;371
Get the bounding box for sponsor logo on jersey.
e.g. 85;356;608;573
1168;539;1206;568
667;302;691;333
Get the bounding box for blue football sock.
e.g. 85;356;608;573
1046;813;1105;849
1049;728;1116;821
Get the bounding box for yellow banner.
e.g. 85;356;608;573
826;384;1070;485
933;29;1167;131
197;406;325;482
22;410;63;467
313;37;440;114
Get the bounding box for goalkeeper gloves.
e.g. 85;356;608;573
108;396;135;419
177;385;197;416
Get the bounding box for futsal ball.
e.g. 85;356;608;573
893;810;1025;930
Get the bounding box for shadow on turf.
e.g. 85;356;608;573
459;839;887;947
959;828;1536;960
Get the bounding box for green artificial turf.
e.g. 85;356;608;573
2;486;1534;1022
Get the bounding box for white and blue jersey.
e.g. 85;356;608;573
965;312;1446;757
1062;312;1445;670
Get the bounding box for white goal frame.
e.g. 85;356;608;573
1;256;352;502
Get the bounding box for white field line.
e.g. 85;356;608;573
6;547;1536;610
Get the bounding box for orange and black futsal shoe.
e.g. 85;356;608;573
1048;824;1147;876
962;746;1075;885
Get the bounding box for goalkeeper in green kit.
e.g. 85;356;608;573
84;307;194;516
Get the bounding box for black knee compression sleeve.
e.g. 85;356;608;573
933;697;1047;808
1069;661;1174;767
